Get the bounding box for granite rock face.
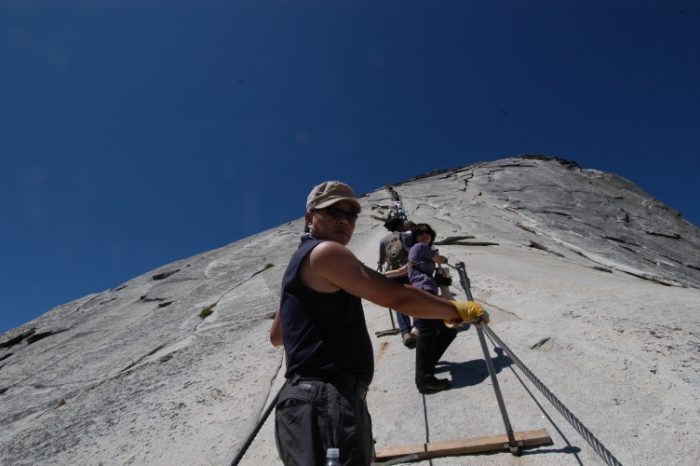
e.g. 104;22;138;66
2;156;700;466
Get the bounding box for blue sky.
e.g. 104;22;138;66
1;0;699;335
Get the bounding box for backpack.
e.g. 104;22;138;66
385;233;408;271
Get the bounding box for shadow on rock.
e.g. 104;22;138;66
435;348;513;389
521;445;582;456
468;445;582;461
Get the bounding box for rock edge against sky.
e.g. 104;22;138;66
1;156;699;465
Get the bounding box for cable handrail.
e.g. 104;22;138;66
481;324;623;466
448;260;623;466
228;212;624;465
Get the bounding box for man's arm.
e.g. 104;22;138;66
270;308;283;346
432;254;447;264
384;264;408;278
302;241;461;321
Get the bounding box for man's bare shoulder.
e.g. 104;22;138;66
301;240;358;292
312;239;349;253
308;240;356;264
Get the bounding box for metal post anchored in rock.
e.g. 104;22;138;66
375;261;401;337
443;262;622;465
450;261;521;455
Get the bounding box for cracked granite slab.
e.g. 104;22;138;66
2;156;699;466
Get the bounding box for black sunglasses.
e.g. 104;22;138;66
415;229;431;235
317;205;358;223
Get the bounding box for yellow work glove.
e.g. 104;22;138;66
444;301;488;328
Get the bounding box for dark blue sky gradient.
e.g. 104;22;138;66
1;0;699;334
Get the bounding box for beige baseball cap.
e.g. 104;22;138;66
306;181;362;213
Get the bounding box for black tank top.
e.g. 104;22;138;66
280;237;374;385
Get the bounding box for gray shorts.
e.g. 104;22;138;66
275;377;374;466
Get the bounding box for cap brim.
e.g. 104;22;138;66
314;197;362;213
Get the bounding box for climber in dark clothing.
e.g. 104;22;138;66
378;216;417;346
269;181;486;466
407;223;457;393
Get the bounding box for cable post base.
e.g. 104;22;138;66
505;441;524;455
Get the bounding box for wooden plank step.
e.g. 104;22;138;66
375;428;552;461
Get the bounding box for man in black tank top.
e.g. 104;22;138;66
269;181;488;466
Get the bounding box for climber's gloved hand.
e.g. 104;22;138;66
452;300;483;321
444;301;488;328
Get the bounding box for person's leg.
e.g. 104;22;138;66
415;318;439;384
275;380;325;466
395;311;412;336
391;276;415;342
433;327;457;366
329;385;374;466
275;379;374;466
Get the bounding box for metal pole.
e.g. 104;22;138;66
475;324;519;453
388;308;397;329
453;261;473;301
481;325;623;465
448;262;622;464
453;261;521;455
377;262;396;330
377;262;397;330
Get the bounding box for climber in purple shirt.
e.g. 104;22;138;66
407;223;458;393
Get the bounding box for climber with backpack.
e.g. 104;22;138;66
378;216;417;346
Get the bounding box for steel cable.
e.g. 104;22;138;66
449;260;622;465
481;324;623;466
229;202;622;465
229;389;281;466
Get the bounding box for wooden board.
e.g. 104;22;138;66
375;429;552;461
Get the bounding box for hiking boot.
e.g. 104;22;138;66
416;377;449;393
402;333;416;346
410;327;419;337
